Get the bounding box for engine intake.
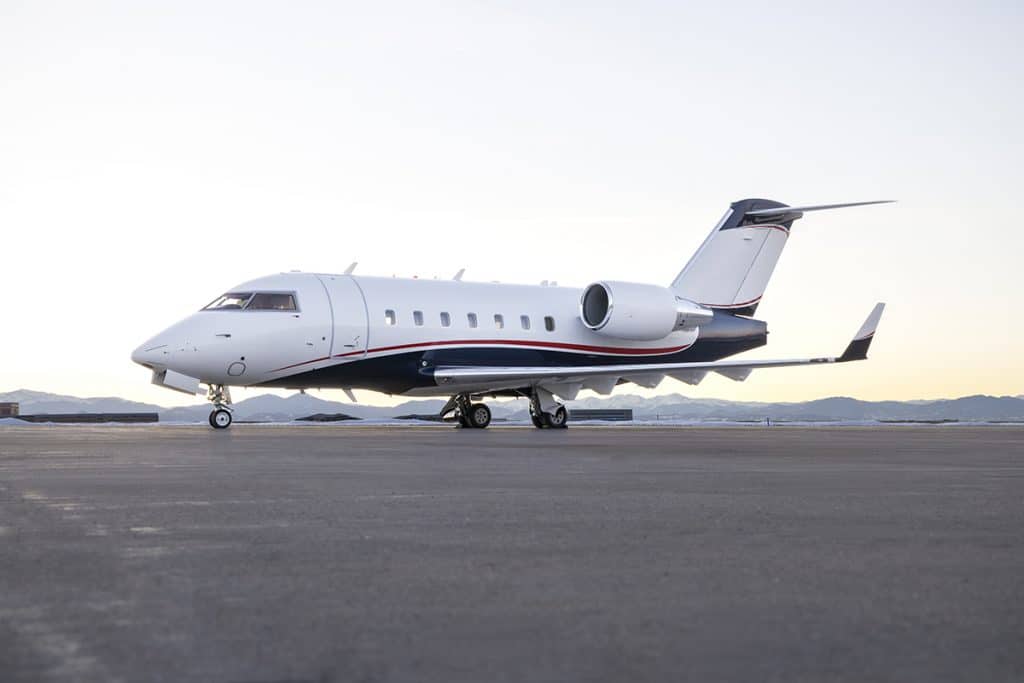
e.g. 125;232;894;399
580;281;713;341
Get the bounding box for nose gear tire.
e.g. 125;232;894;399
210;409;233;429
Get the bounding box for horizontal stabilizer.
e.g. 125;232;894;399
745;200;895;217
743;200;895;224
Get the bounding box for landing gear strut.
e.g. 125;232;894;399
442;393;492;429
529;404;546;429
529;388;568;429
207;384;233;430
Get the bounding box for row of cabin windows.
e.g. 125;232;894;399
383;309;556;332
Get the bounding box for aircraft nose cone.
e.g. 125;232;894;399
131;341;171;368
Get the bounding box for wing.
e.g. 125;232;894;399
434;303;885;399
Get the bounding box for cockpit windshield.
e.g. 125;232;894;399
202;292;298;311
248;293;297;310
204;292;253;310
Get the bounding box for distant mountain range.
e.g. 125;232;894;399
2;389;1024;423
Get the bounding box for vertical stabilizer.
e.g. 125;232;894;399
670;199;893;316
670;199;793;316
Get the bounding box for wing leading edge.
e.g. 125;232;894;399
433;303;885;399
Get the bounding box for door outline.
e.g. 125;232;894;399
316;274;369;360
314;275;336;357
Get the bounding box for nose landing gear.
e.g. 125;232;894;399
209;409;232;429
206;384;233;430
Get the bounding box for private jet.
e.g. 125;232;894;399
131;198;889;429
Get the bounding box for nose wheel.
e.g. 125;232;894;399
209;408;233;429
206;384;234;430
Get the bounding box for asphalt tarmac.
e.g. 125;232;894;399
0;425;1022;683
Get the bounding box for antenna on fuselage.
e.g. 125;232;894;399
344;262;358;275
453;268;465;281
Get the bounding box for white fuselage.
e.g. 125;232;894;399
132;272;700;397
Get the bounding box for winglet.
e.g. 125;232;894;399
838;303;885;362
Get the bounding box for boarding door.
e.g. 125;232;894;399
316;274;368;359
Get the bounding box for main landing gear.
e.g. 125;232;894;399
440;388;569;430
207;384;233;430
441;393;492;429
529;388;568;429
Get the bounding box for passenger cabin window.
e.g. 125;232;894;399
384;309;396;326
204;292;253;310
494;314;504;329
440;312;451;327
544;316;556;332
247;293;297;311
520;315;531;330
413;310;424;326
467;313;478;328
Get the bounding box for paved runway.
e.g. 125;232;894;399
0;425;1022;682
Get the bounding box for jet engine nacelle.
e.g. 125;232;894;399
579;281;714;341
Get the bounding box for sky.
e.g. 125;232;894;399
2;0;1023;407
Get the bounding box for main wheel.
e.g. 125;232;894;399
467;403;491;429
529;405;546;428
210;408;232;429
543;406;568;429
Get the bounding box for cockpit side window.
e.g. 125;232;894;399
247;293;298;311
203;292;253;310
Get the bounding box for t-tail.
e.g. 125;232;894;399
671;199;893;316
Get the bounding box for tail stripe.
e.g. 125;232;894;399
698;295;762;309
